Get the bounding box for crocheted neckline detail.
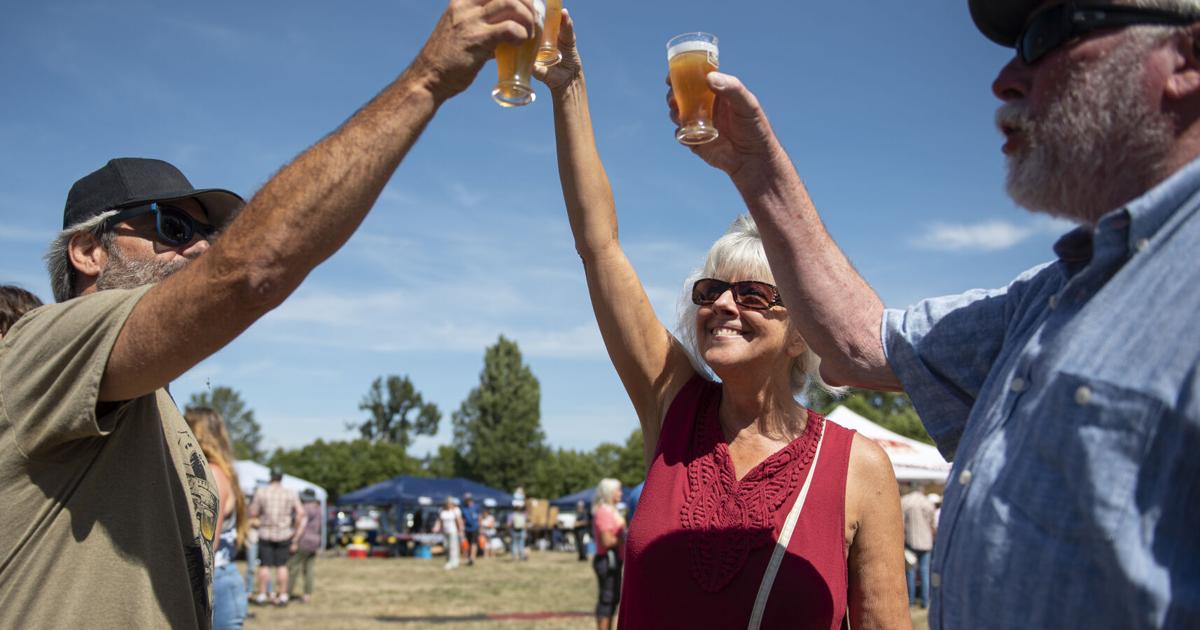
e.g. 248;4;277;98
678;382;823;593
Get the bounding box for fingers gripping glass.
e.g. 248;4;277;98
691;278;784;310
1018;3;1198;65
103;202;216;246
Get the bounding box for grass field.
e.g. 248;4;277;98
239;552;929;629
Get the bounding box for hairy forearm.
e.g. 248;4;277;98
730;149;899;390
215;60;444;304
552;76;619;260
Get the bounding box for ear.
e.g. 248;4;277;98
786;327;808;359
1164;25;1200;100
68;231;109;288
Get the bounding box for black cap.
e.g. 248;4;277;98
968;0;1041;46
64;158;244;230
270;465;284;480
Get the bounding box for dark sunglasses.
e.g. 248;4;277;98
691;278;784;311
1017;3;1198;65
103;202;216;247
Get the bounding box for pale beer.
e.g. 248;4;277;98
536;0;563;68
667;33;719;145
493;0;546;107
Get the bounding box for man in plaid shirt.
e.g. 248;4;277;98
249;466;306;606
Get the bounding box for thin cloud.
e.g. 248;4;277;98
911;220;1036;252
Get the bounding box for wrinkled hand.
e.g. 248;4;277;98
666;72;780;178
532;10;581;93
418;0;538;101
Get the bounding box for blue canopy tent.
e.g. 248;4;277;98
337;476;516;508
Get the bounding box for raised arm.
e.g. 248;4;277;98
669;73;900;391
96;0;539;402
537;13;695;458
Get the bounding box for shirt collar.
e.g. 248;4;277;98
1053;155;1200;266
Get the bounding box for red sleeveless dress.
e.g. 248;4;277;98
618;376;855;629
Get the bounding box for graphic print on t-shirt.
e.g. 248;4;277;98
175;429;218;624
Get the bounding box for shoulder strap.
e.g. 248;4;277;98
747;420;827;630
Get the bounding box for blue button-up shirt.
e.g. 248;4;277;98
884;158;1200;628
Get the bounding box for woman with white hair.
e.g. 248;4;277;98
535;13;909;629
591;479;625;630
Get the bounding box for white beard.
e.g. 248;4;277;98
95;242;190;291
998;37;1174;224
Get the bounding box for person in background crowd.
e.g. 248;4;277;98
508;502;529;561
537;13;908;628
288;489;323;604
184;407;249;630
0;1;542;626
433;496;464;570
480;509;498;559
0;285;43;340
461;494;481;566
573;500;590;561
249;467;306;606
591;479;625;630
663;0;1200;626
243;510;260;599
900;483;937;609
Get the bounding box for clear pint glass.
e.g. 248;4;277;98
493;0;546;107
667;32;719;145
535;0;563;68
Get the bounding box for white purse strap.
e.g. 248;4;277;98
747;420;827;630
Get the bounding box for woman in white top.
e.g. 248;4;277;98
433;497;465;570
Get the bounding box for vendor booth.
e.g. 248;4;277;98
235;460;329;549
825;406;951;483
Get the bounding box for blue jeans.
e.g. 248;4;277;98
511;530;526;560
243;540;258;593
906;548;931;607
213;563;247;630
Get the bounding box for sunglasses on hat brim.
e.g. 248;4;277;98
691;278;784;310
102;202;216;247
1017;3;1198;65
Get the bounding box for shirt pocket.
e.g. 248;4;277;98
997;374;1161;542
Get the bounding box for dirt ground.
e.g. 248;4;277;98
239;552;930;629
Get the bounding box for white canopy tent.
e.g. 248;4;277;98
235;460;329;549
825;406;951;483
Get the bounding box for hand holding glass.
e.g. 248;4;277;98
493;0;546;107
667;32;719;145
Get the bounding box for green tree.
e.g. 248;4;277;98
452;336;546;493
423;444;467;479
188;385;265;461
530;448;602;498
269;439;424;502
352;375;440;454
809;388;934;445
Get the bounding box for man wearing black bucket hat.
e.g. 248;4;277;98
0;1;541;627
665;0;1200;627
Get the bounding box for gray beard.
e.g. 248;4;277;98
1000;38;1175;225
95;244;190;292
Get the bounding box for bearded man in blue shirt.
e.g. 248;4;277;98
668;0;1200;627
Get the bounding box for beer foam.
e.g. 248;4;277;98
667;40;718;61
533;0;545;24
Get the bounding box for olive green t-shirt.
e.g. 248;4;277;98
0;286;218;629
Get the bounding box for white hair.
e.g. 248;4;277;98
43;211;117;303
676;214;843;398
592;478;621;514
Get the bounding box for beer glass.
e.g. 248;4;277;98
493;0;546;107
667;32;719;145
535;0;563;68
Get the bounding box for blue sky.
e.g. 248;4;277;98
1;1;1070;458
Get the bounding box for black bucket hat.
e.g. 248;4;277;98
969;0;1042;46
63;157;244;230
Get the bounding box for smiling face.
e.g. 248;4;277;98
694;268;801;381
